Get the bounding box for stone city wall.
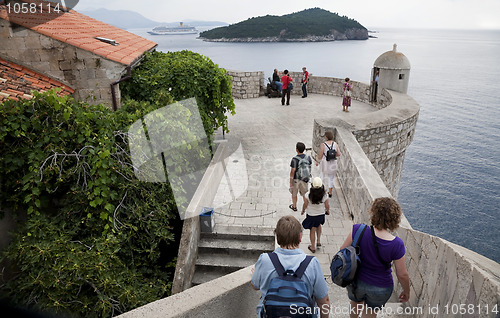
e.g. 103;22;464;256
0;19;125;107
287;71;393;109
351;112;419;197
226;70;264;99
117;265;259;318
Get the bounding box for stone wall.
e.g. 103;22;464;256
284;72;393;108
226;70;264;99
0;19;126;107
117;265;259;318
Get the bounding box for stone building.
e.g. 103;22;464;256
0;0;157;108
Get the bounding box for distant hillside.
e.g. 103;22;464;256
79;9;228;30
199;8;368;42
80;9;158;29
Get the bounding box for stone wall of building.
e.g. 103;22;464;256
226;70;264;99
0;19;126;107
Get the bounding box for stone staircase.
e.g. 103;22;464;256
191;226;276;286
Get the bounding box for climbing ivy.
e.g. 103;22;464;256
0;91;181;317
120;50;235;137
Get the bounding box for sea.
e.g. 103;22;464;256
128;27;500;263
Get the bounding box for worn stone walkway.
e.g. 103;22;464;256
209;94;402;316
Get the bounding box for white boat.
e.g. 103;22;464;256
148;22;198;35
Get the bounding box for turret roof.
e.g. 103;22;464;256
374;44;411;70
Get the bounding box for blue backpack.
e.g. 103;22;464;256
262;252;314;318
330;224;367;287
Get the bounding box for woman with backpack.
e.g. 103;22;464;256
339;197;410;318
301;177;329;253
316;131;340;198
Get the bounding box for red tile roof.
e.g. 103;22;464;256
0;0;157;66
0;56;74;102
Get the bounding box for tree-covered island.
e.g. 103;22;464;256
199;8;368;42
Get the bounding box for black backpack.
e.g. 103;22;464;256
325;142;337;161
262;252;314;318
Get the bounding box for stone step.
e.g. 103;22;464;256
195;252;259;269
198;237;275;255
209;225;275;240
191;266;236;286
201;231;275;243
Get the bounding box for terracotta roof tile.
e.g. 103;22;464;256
0;56;74;102
0;0;157;65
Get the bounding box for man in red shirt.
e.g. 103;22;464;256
281;69;293;106
301;67;309;98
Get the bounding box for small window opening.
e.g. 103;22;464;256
399;74;405;80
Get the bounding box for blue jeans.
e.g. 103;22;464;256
274;81;283;92
347;279;393;309
302;83;308;97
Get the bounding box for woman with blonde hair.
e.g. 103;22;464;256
339;197;410;318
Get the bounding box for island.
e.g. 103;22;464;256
199;8;368;42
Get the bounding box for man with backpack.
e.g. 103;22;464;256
251;215;330;318
289;142;312;212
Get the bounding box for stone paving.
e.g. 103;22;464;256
210;94;402;316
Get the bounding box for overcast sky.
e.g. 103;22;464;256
73;0;500;30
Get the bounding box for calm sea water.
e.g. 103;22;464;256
130;27;500;263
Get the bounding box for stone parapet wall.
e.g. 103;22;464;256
281;71;393;108
0;19;125;107
117;265;259;318
226;70;264;99
352;112;419;197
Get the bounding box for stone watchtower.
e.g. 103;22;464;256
371;44;411;102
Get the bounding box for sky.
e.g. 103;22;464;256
73;0;500;30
